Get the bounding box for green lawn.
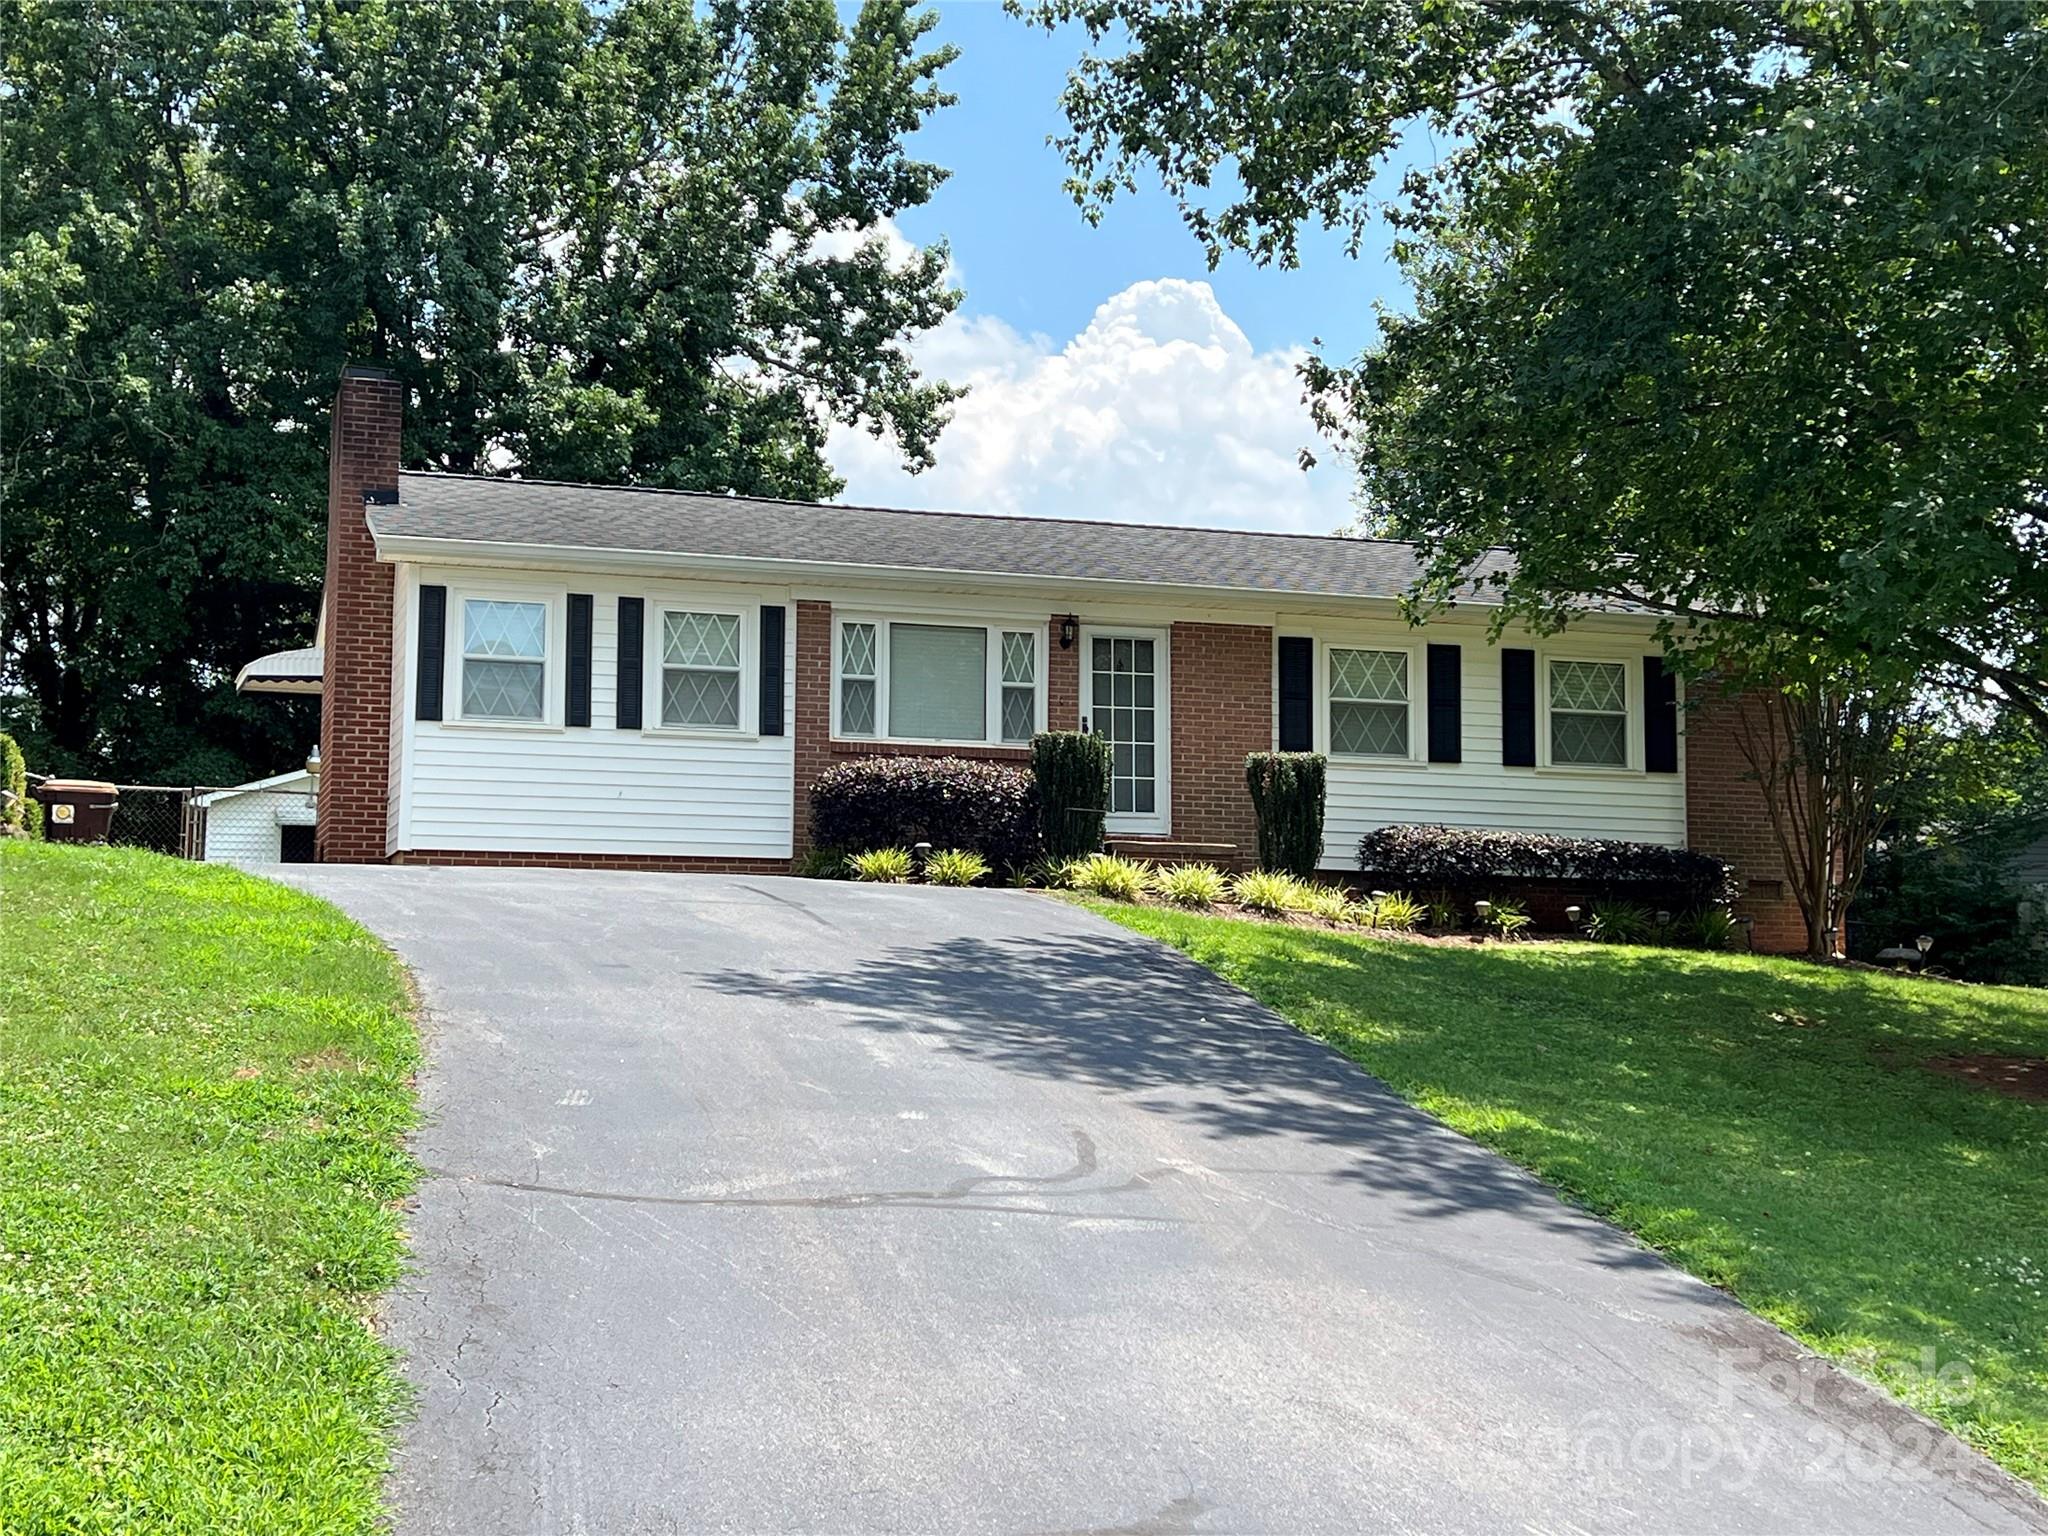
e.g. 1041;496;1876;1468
0;843;421;1534
1088;901;2048;1493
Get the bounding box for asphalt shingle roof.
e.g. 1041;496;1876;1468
374;471;1518;603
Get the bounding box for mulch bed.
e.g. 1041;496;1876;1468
1920;1054;2048;1102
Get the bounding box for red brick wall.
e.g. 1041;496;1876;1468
317;367;401;862
1047;614;1080;731
1685;691;1810;953
1166;621;1272;864
395;850;791;874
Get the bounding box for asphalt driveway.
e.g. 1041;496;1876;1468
281;867;2045;1534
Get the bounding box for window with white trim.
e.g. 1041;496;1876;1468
461;598;546;721
999;630;1036;744
1328;648;1410;757
839;621;878;736
660;609;743;729
835;619;1042;745
1548;658;1628;766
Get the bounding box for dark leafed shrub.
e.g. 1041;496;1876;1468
1357;824;1737;910
1032;731;1110;860
811;756;1040;873
1245;752;1326;877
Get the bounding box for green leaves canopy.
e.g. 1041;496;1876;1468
2;0;961;779
1031;0;2047;727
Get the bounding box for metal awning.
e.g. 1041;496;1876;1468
235;645;323;695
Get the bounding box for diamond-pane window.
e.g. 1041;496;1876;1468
460;599;545;720
999;630;1036;742
1001;631;1035;685
1328;648;1409;757
660;609;742;728
839;622;878;736
1548;659;1628;766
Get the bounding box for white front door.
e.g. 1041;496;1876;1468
1081;627;1169;834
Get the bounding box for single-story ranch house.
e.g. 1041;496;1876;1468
242;366;1803;949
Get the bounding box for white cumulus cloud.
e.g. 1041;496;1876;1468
830;278;1354;534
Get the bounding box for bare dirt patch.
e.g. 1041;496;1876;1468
1921;1054;2048;1102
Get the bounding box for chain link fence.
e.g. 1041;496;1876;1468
26;779;318;863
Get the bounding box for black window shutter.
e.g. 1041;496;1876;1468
1644;655;1679;773
415;584;446;721
616;597;644;730
565;593;593;727
1501;648;1536;766
759;605;786;736
1277;636;1314;751
1426;643;1462;763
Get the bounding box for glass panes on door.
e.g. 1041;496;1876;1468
661;610;742;728
1090;635;1156;816
1329;648;1410;757
461;599;546;720
1549;659;1628;766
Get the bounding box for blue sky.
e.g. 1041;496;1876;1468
824;2;1417;535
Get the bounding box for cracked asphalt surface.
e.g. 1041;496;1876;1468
280;867;2047;1534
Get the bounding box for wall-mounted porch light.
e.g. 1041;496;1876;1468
1058;614;1079;649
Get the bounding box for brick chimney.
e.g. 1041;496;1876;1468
316;365;402;862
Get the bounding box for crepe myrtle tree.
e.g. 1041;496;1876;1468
1021;0;2048;734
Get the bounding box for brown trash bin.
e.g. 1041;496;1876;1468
34;779;119;843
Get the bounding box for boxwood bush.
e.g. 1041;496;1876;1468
1356;824;1736;909
810;756;1040;873
1032;731;1111;861
1245;752;1326;877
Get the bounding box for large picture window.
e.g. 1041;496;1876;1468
1548;659;1628;766
461;598;546;721
661;609;743;729
835;618;1042;745
1328;648;1410;757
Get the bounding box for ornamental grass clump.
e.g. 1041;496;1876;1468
1067;852;1152;902
1231;869;1307;915
1299;883;1353;922
923;848;991;887
848;847;914;883
1153;862;1228;908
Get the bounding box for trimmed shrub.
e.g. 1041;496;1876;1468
1068;852;1151;902
848;847;915;882
1232;869;1307;915
1154;862;1229;907
1356;824;1736;910
811;756;1040;873
1032;732;1111;861
1245;752;1326;877
924;848;991;887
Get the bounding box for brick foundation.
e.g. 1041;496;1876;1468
316;366;401;862
1166;621;1272;865
1684;691;1810;953
394;849;792;874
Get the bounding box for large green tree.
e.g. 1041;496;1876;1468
1028;0;2047;729
2;0;960;782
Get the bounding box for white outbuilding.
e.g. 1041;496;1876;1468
195;769;318;864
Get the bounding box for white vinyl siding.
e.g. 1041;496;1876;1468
1310;622;1682;868
401;568;793;860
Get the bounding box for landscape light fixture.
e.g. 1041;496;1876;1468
1564;905;1582;927
1917;934;1934;955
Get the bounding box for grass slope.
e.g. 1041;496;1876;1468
1;843;420;1534
1090;903;2048;1492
